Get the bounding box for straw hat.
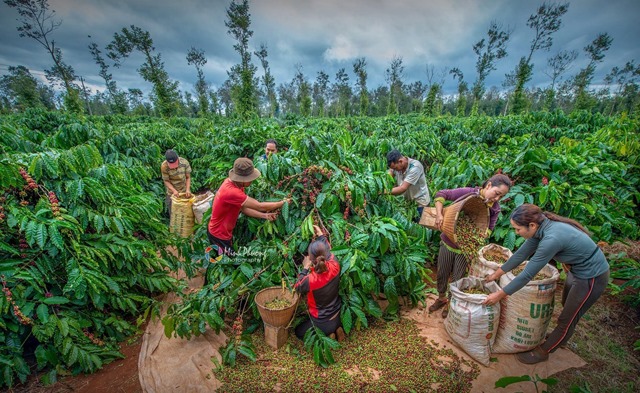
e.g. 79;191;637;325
229;157;261;182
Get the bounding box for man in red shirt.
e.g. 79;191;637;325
207;157;287;256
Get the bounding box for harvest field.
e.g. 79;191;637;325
1;110;639;391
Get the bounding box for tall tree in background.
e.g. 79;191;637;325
369;86;389;116
225;0;258;118
423;64;446;116
471;21;511;114
573;33;613;111
543;49;577;110
209;90;221;115
450;67;468;116
294;65;311;116
386;56;404;115
277;80;297;115
0;65;55;111
604;61;640;115
353;57;369;116
332;68;351;117
218;80;234;115
254;44;277;117
186;47;209;116
312;71;329;116
406;81;426;113
508;2;568;114
88;38;127;114
4;0;83;112
127;88;148;115
107;25;180;117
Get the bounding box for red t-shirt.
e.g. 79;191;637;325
208;179;248;240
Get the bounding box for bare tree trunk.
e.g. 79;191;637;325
80;77;93;115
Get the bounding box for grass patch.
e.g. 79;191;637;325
548;287;640;393
214;318;480;392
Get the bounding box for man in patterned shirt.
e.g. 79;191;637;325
161;149;192;216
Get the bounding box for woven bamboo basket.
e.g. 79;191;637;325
169;193;196;237
420;194;489;244
255;286;299;328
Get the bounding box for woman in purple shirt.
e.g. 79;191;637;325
428;174;512;318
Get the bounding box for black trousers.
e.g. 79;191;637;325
541;270;609;352
206;232;234;256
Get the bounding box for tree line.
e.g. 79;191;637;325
1;0;639;118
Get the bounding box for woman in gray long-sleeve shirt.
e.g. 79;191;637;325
483;203;610;365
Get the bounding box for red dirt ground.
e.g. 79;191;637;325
16;332;143;393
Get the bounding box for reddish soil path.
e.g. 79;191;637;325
18;333;143;393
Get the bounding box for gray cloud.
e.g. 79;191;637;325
1;0;638;98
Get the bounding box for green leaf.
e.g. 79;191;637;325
315;192;326;208
36;304;49;323
514;194;525;207
48;224;65;251
62;338;72;356
351;307;368;328
162;317;175;338
494;375;532;388
504;230;516;250
25;220;38;247
0;241;19;255
380;236;389;255
58;318;69;337
69;346;79;366
237;343;257;361
43;296;70;305
93;215;104;233
538;186;548;205
313;341;321;365
239;263;254;279
35;222;48;249
384;277;398;298
341;308;353;334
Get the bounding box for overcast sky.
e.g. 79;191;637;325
1;0;638;98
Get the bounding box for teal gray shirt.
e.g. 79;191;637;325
392;158;431;206
501;218;609;295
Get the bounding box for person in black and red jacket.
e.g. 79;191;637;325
294;226;345;341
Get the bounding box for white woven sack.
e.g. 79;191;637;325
469;243;513;278
192;191;215;223
445;277;501;366
492;262;560;354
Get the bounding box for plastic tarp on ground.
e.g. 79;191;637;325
403;294;586;393
138;274;228;393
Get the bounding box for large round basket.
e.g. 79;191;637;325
441;194;490;245
170;193;196;237
255;286;299;328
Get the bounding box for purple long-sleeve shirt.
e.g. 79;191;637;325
433;187;501;250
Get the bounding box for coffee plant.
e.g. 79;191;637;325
1;109;638;383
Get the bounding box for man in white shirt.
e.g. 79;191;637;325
387;149;431;220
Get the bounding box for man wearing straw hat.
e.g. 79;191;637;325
161;149;192;217
207;157;288;259
386;149;431;220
